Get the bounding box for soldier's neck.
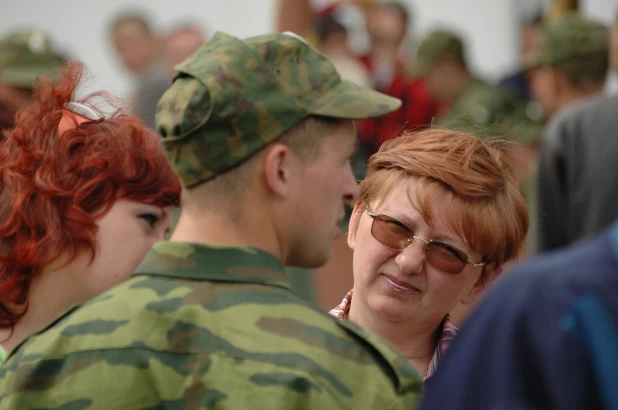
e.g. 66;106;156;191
170;208;283;262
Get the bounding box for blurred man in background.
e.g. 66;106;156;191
535;13;614;252
314;14;370;88
527;13;608;121
356;1;439;160
110;12;170;129
162;23;206;73
500;14;545;107
0;31;66;131
413;29;539;141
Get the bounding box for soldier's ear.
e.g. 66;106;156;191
263;143;293;198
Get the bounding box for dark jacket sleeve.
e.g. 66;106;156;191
536;116;571;252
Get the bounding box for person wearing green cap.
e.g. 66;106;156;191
534;12;614;253
0;30;66;131
0;31;423;409
527;13;609;121
413;29;541;144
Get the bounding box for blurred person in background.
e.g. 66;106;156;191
0;31;66;131
0;62;181;364
356;1;439;163
110;11;170;129
162;23;207;73
412;29;542;193
413;29;540;143
500;13;545;107
0;32;423;409
527;13;608;122
535;13;615;253
330;129;529;379
315;14;370;88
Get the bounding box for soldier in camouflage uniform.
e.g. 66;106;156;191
0;31;66;130
0;32;423;409
412;29;542;144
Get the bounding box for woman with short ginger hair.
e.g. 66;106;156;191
330;129;528;380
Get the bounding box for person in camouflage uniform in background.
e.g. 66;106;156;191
411;29;541;143
0;31;66;131
0;31;423;409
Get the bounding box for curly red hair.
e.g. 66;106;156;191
0;62;181;329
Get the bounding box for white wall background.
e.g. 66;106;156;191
0;0;616;97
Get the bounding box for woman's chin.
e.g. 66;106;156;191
369;296;413;323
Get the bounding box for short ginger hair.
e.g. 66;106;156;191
355;129;529;280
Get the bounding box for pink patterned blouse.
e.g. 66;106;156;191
329;290;457;381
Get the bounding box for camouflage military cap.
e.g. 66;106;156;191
156;31;401;188
412;29;465;77
525;13;608;82
0;31;67;88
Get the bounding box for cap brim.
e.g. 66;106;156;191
311;80;401;119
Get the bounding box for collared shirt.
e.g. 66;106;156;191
329;290;457;381
0;242;423;409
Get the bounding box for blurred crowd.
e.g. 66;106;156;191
0;0;618;408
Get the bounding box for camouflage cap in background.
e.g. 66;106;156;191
156;31;401;188
525;13;609;83
0;31;67;88
411;29;465;77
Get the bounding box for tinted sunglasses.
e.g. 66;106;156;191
366;207;486;275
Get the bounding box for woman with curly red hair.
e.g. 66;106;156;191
0;62;181;361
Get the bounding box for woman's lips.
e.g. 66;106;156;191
381;274;419;295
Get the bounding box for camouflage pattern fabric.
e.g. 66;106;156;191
433;79;543;144
156;31;401;188
0;242;423;409
525;13;608;84
0;31;66;88
0;345;6;367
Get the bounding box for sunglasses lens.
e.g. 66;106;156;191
371;215;410;249
426;242;467;274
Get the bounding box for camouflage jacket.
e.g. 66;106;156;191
0;242;423;409
434;78;542;144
